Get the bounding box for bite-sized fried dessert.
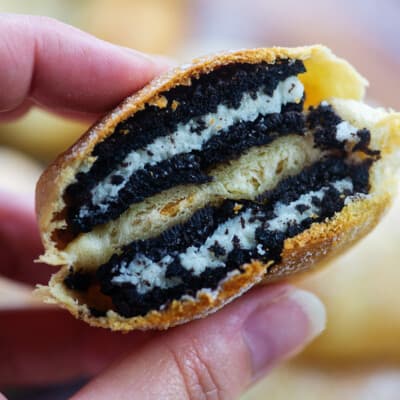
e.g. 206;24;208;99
35;46;400;330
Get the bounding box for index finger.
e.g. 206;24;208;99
0;14;171;115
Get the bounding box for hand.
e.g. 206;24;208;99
0;14;326;400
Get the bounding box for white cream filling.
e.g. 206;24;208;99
81;76;304;216
111;178;353;294
335;121;360;142
319;101;361;144
112;255;182;294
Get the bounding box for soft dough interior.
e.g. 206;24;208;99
57;60;383;319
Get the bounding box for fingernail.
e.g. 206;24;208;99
242;289;326;380
120;46;177;70
148;54;178;69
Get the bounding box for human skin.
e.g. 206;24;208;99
0;14;325;399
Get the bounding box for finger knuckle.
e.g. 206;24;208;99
167;339;226;400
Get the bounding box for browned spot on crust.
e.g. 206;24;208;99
171;100;180;111
160;198;185;217
148;95;168;108
233;203;243;213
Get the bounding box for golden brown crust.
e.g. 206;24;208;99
34;45;399;331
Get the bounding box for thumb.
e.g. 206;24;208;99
72;284;326;400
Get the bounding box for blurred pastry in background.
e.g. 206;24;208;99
295;190;400;363
0;0;82;25
0;146;42;200
189;0;400;110
0;0;186;58
0;108;87;164
82;0;186;55
243;364;400;400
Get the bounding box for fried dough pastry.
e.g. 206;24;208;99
35;46;400;330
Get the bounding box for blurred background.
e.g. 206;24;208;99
0;1;399;399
